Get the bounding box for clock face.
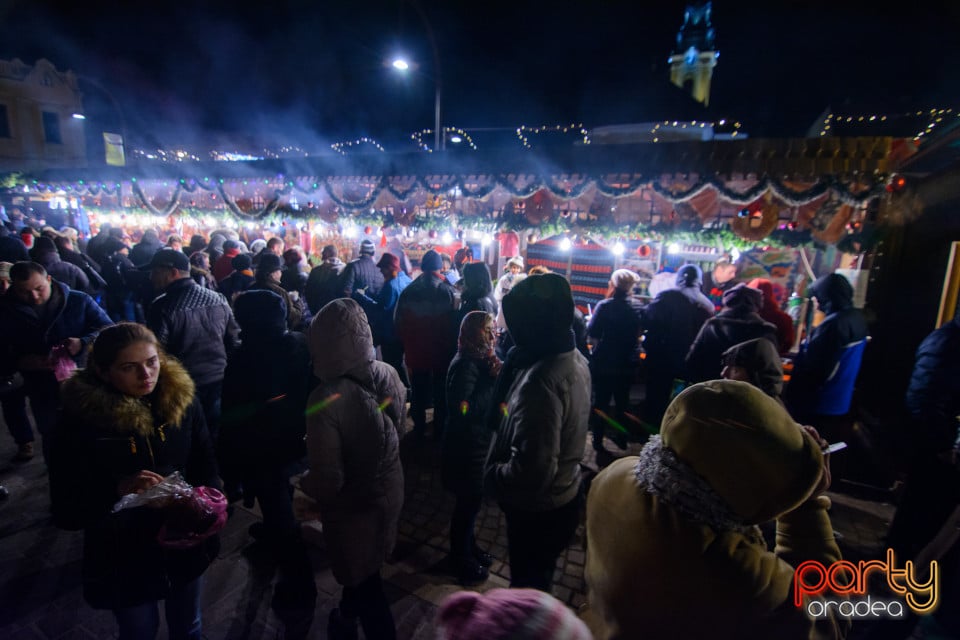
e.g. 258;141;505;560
685;46;699;66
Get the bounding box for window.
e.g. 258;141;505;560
42;111;61;144
0;104;9;138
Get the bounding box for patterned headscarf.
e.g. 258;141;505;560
458;311;502;377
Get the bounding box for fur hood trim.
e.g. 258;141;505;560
60;357;196;437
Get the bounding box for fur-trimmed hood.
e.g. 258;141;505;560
60;357;196;437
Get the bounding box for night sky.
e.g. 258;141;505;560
1;0;958;151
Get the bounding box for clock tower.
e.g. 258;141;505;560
669;2;718;106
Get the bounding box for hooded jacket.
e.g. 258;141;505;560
786;273;869;418
484;274;591;512
582;380;846;640
51;358;220;609
301;298;406;586
685;284;778;383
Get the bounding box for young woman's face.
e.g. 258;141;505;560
102;341;161;397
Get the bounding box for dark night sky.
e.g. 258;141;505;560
1;0;959;151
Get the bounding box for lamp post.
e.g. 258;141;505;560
74;75;129;166
392;0;443;151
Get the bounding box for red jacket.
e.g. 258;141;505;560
212;248;241;282
747;278;795;354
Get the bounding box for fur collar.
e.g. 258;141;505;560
60;357;196;437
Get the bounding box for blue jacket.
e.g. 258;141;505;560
356;271;411;346
0;280;112;371
786;274;869;418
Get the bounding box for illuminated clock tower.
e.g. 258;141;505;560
669;2;718;106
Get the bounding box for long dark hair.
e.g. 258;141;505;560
91;322;165;372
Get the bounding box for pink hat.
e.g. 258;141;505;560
435;588;591;640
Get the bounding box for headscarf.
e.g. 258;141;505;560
458;310;502;377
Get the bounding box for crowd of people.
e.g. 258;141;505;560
0;218;957;639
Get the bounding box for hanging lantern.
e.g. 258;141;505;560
364;225;373;235
637;244;652;258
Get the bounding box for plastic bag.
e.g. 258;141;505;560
112;471;228;549
50;344;77;382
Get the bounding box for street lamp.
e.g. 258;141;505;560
391;0;443;151
74;75;129;166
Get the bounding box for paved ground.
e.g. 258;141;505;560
0;403;903;639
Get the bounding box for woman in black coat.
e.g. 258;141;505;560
441;310;501;586
50;322;221;640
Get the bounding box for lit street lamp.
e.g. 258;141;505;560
391;0;443;151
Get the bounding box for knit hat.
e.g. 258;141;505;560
0;261;11;280
610;268;640;292
376;252;400;272
257;252;283;274
359;238;376;256
502;273;575;347
420;249;443;272
722;282;762;312
661;380;823;524
231;254;252;271
505;256;524;270
435;588;591;640
222;239;240;251
248;238;267;255
233;289;287;337
675;263;703;288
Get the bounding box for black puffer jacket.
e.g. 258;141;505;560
686;284;777;383
587;290;645;375
146;277;240;386
51;359;220;609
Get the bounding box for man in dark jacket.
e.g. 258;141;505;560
146;249;240;442
305;244;345;315
0;261;112;463
395;249;458;439
640;264;715;427
338;239;384;300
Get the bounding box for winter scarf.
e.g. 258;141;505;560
635;435;753;535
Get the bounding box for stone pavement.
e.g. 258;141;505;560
0;407;901;640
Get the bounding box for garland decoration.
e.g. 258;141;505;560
132;182;183;216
